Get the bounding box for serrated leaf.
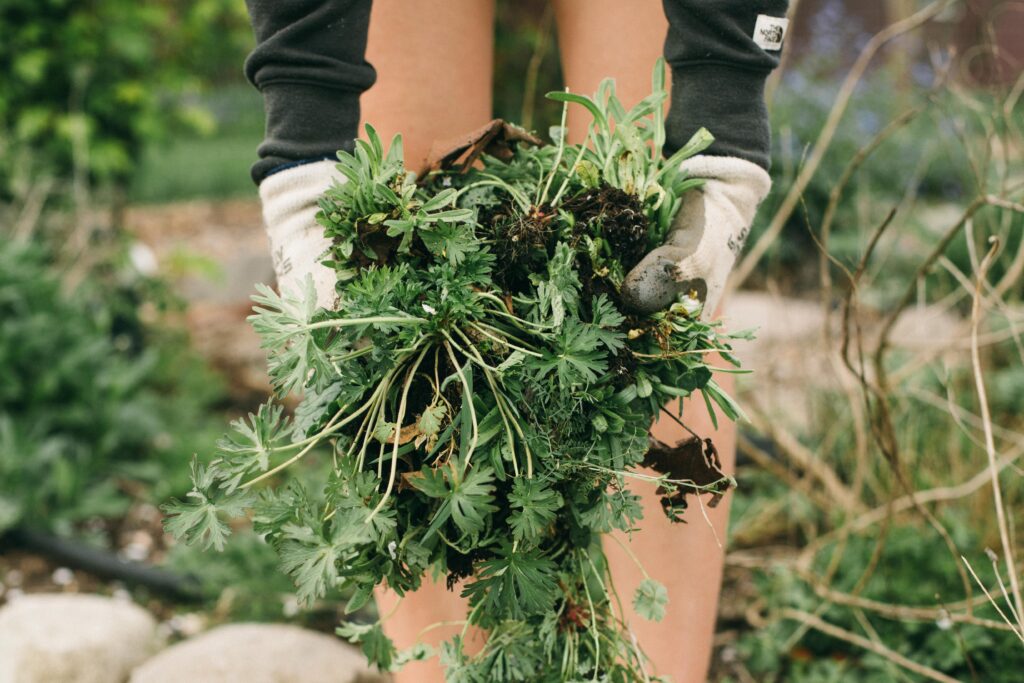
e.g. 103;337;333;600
507;478;563;543
633;578;669;621
417;403;447;437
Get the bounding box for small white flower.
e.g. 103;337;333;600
679;293;703;317
388;540;398;559
936;614;953;631
442;176;452;187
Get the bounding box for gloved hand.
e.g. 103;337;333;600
258;159;340;309
621;156;771;319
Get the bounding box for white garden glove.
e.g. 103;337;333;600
621;156;771;319
259;159;340;309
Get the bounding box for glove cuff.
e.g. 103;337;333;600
259;160;340;307
680;155;771;203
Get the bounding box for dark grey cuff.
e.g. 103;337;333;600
666;64;772;171
251;84;360;184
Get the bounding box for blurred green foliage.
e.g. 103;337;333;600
0;0;251;199
0;236;224;537
754;68;975;283
130;84;263;203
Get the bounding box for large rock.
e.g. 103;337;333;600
129;623;385;683
0;593;159;683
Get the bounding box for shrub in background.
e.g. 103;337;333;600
0;236;223;538
0;0;251;200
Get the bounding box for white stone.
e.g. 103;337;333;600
129;623;386;683
0;593;159;683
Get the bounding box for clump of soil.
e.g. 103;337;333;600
563;185;648;272
485;202;557;292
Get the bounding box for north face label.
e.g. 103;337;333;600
753;15;789;51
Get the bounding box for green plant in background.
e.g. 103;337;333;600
166;63;748;681
728;520;1024;682
0;236;223;538
0;0;251;201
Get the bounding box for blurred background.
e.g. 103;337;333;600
1;1;1022;681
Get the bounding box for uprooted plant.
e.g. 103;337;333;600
165;60;750;681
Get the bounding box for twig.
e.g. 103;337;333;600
967;235;1024;631
745;401;863;513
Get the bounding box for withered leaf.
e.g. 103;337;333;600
642;435;734;514
425;119;543;177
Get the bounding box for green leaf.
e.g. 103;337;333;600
633;578;669;621
546;91;609;134
533;320;607;390
419;222;478;265
590;295;626;352
215;402;290;491
162;461;252;551
279;509;373;605
409;459;497;539
462;542;560;623
507;478;563;543
162;495;231;552
337;621;397;671
531;242;580;328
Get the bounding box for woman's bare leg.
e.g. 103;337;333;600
363;3;494;681
607;385;736;683
555;2;735;681
362;0;495;174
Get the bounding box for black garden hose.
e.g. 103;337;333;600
1;527;204;602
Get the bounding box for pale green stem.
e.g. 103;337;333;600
608;532;651;581
358;365;402;473
451;327;534;477
301;315;425;333
444;331;502;373
577;462;732;493
578;551;601;679
450;328;520;478
538;93;570;206
551;137;591;207
443;340;479;469
241;404;356;489
470;322;543;355
368;345;430;522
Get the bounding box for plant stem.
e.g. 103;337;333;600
450;327;521;478
550;142;589;208
443;340;479;469
303;315;425;332
241;405;355;489
538;94;570;206
368;345;430;522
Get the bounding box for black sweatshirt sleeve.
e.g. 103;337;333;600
662;0;790;170
244;0;376;184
